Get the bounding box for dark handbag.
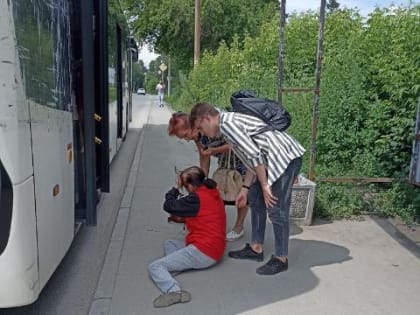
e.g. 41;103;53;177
212;150;243;202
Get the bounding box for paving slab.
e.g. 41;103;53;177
98;102;420;315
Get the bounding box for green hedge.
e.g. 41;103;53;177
170;6;420;224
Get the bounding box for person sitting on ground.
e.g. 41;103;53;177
167;111;249;241
148;166;226;308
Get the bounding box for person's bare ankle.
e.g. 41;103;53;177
251;244;263;253
233;227;243;233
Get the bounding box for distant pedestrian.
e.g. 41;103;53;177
156;81;165;107
190;102;305;275
148;166;226;308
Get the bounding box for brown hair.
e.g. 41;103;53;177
189;102;219;128
167;112;191;136
180;166;217;189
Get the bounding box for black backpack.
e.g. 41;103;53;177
230;90;291;133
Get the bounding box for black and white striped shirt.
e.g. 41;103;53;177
219;112;305;186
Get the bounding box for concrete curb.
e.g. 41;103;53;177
88;105;151;315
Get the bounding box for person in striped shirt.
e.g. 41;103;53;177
190;102;305;275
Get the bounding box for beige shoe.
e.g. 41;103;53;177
153;290;191;308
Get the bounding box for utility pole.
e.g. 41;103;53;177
194;0;201;66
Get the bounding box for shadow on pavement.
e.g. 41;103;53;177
163;238;352;315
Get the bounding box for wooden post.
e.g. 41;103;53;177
308;0;326;181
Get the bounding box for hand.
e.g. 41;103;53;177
168;215;186;224
235;189;248;209
201;147;214;156
262;184;278;208
176;175;183;189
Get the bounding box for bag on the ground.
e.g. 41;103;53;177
212;150;243;202
230;90;291;132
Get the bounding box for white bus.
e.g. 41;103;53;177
0;0;136;307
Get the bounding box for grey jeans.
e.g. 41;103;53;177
248;157;302;257
148;239;216;293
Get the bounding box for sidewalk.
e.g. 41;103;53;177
90;101;420;315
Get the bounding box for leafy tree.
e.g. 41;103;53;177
283;12;319;87
143;55;169;93
327;0;340;13
362;7;420;177
168;5;420;223
317;9;369;175
132;60;147;90
121;0;278;71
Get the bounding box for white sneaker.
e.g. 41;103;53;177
226;229;244;241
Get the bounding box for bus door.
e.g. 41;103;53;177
94;0;110;193
71;0;109;225
120;31;129;140
109;19;129;157
72;0;110;225
108;22;125;161
116;25;123;141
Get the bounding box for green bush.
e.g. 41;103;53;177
169;6;420;224
373;182;420;224
314;183;366;220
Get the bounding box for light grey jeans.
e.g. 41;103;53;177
249;157;302;257
148;239;216;293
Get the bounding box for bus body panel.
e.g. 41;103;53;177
29;104;75;290
0;177;39;308
0;1;39;308
0;0;33;185
0;0;136;308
